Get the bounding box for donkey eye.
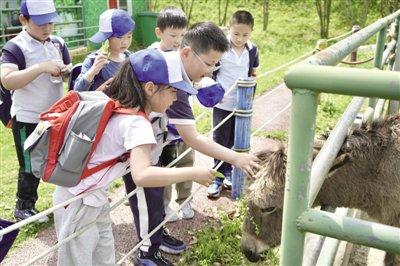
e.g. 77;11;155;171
261;207;276;214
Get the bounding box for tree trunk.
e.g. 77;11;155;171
178;0;195;24
221;0;229;25
315;0;332;38
262;0;269;31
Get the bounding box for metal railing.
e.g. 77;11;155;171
281;10;400;266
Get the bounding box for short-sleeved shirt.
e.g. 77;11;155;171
73;52;130;91
68;114;156;207
215;40;259;111
0;29;70;123
148;42;195;145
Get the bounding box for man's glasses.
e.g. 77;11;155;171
191;49;217;73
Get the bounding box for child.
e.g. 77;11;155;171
123;21;260;265
73;9;135;91
148;6;195;222
149;6;187;51
0;0;71;221
53;49;214;265
208;10;259;198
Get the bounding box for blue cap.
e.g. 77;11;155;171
195;77;224;107
130;49;197;95
20;0;61;26
90;9;135;43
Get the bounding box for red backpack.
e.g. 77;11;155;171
24;90;146;187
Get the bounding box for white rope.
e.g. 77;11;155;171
256;49;316;80
24;187;139;266
326;30;353;42
252;102;292;136
0;189;96;237
254;83;286;105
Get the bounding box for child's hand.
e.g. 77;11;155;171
60;65;72;79
232;153;261;178
39;60;63;76
90;53;109;75
193;167;215;187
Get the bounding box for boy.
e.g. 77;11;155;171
148;6;194;222
124;21;260;265
0;0;71;221
208;10;259;198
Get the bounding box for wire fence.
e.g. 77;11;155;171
0;29;354;265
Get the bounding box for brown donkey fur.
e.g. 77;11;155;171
242;115;400;264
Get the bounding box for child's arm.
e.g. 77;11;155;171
130;144;214;187
74;54;108;91
84;54;108;83
1;61;63;90
176;124;260;177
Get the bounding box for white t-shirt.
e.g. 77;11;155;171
68;114;156;207
215;45;250;111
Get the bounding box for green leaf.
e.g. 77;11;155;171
213;172;225;178
99;40;110;57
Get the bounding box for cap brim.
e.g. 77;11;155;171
30;12;61;26
170;80;198;95
90;31;113;43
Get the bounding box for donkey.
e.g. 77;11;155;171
242;115;400;265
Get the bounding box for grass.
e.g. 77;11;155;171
0;0;388;263
180;200;280;266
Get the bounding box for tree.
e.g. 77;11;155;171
218;0;230;26
315;0;332;38
262;0;270;31
178;0;195;23
343;0;370;28
380;0;399;17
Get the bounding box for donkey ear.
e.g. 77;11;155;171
329;153;351;174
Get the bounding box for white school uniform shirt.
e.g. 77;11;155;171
68;114;156;207
215;41;252;111
0;29;64;123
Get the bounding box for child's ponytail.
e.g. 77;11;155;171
106;59;147;110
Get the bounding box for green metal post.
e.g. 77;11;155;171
375;26;387;69
280;89;318;266
370;26;387;108
297;209;400;254
389;17;400;114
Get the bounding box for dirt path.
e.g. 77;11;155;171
2;84;292;265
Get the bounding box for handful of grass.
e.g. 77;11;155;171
213;171;225;179
99;40;110;58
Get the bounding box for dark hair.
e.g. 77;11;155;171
230;10;254;30
21;14;30;20
181;21;229;54
157;6;188;31
106;59;147;110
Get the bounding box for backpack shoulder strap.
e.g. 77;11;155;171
50;36;71;65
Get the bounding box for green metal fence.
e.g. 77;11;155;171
282;10;400;265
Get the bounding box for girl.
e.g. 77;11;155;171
74;9;134;91
53;49;214;265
